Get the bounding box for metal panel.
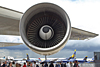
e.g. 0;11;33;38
0;42;23;47
70;27;98;40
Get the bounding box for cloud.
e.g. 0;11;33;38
0;47;44;58
63;36;100;52
0;35;23;43
0;34;100;58
0;36;99;58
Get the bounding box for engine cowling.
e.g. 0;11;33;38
20;3;71;55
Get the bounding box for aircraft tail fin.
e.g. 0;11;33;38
26;53;30;60
38;58;42;62
92;57;94;61
68;49;76;60
83;56;88;61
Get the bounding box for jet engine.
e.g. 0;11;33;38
20;3;71;55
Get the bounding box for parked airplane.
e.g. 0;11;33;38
56;49;76;62
57;56;88;63
26;54;42;62
76;56;88;63
57;49;76;61
0;3;98;57
86;57;94;63
56;49;88;63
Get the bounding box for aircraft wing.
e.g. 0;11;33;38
0;6;22;36
70;27;98;40
0;6;98;40
0;42;22;47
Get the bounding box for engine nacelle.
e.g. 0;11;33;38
20;3;71;55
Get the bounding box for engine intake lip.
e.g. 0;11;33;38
20;3;71;52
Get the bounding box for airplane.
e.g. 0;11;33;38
57;49;76;61
0;3;98;59
26;53;36;62
26;54;42;63
68;56;88;63
70;56;94;63
56;49;88;63
57;56;88;63
76;56;88;63
85;57;94;63
56;49;76;62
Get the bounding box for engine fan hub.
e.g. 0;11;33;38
39;25;54;40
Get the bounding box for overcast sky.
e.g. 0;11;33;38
0;0;100;59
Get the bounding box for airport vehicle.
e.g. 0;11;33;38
0;3;98;57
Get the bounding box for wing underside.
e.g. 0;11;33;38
0;42;23;47
70;27;98;40
0;6;98;47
